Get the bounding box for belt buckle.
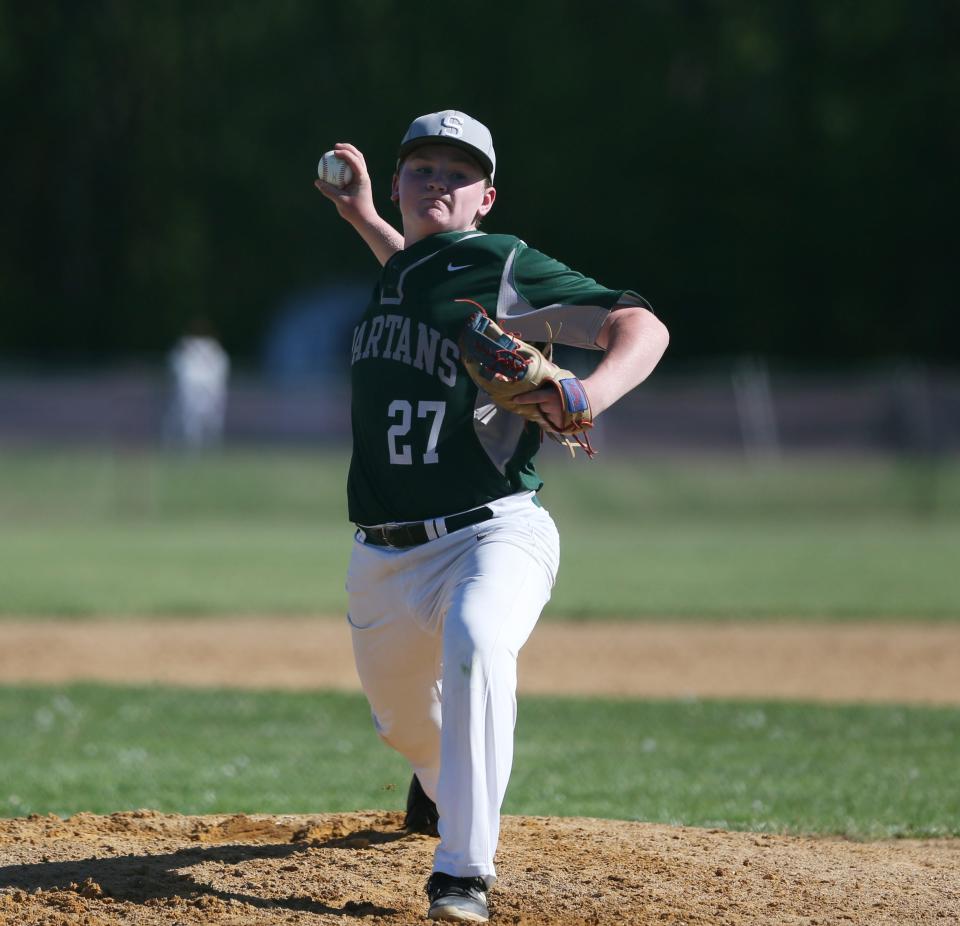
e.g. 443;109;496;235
357;525;392;547
381;523;400;548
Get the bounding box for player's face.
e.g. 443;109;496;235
393;145;496;244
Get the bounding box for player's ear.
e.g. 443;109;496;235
476;184;496;218
390;173;400;204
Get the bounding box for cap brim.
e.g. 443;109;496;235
397;137;494;179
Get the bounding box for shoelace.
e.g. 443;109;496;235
426;873;486;900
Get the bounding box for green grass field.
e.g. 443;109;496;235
1;448;958;836
1;684;956;838
1;448;958;619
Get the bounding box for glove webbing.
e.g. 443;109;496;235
456;298;597;459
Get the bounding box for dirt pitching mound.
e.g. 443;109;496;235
1;811;957;925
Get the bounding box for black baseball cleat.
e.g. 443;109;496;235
404;774;439;836
426;872;489;922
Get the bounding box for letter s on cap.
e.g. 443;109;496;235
439;115;464;137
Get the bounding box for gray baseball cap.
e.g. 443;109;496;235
397;110;496;180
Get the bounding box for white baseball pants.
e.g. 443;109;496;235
346;491;559;885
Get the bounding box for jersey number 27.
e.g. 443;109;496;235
387;399;446;465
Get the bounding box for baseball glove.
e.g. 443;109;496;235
457;299;596;457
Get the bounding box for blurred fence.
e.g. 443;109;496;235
0;364;957;456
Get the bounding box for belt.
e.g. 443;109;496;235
357;506;495;549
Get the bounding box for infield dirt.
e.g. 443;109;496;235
2;617;960;704
2;618;959;925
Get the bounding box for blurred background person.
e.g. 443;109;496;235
164;317;230;449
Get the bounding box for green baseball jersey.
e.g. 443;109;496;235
347;230;647;525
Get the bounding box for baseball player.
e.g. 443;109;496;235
316;111;668;922
165;318;230;449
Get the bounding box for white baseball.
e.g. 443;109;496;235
318;150;353;189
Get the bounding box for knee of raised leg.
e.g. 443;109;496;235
375;714;438;762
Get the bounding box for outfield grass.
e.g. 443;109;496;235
0;684;956;838
1;448;957;619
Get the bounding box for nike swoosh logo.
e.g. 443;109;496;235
447;263;472;272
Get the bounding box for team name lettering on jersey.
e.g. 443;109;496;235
352;315;459;386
